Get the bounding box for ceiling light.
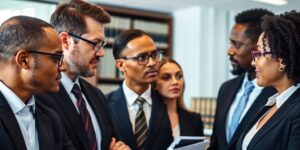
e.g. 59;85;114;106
253;0;288;5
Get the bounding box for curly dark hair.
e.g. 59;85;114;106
261;10;300;84
235;8;274;43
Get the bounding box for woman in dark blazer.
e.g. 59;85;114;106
236;10;300;150
154;57;204;138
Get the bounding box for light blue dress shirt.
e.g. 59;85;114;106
0;81;39;150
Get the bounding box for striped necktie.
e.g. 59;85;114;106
71;84;97;150
135;97;148;150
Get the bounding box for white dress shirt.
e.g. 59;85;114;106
0;81;39;150
122;82;152;132
61;73;102;150
226;73;263;141
242;83;300;150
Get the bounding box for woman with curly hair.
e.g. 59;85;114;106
236;10;300;150
154;57;204;138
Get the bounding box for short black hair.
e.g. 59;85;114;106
235;8;274;43
50;0;110;36
112;29;150;59
262;10;300;84
0;16;53;61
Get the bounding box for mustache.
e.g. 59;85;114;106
229;56;239;64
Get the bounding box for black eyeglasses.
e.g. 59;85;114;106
251;50;273;63
68;32;107;52
27;50;64;66
121;50;165;65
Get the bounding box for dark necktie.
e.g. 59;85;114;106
228;81;254;141
135;97;148;150
71;84;97;150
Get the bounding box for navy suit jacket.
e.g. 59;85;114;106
106;87;173;150
36;78;114;150
0;92;74;150
209;74;276;150
178;108;204;136
236;88;300;150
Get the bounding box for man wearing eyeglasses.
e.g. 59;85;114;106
106;29;173;150
0;16;75;149
208;9;276;150
36;0;129;150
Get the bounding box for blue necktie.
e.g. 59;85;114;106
228;81;254;141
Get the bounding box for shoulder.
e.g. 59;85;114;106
179;108;202;121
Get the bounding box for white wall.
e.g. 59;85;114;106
173;6;232;108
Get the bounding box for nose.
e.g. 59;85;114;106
251;59;256;67
171;76;179;85
58;61;67;72
95;48;105;57
147;56;156;67
227;46;235;56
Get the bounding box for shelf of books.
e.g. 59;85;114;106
191;97;217;136
97;5;173;94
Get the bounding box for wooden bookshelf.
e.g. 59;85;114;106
96;4;173;93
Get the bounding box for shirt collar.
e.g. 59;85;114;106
242;73;263;91
122;82;152;106
0;81;36;114
265;83;300;107
61;72;81;93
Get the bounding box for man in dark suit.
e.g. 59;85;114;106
106;29;173;150
36;0;129;150
208;9;276;150
0;16;74;150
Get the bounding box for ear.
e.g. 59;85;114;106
278;58;286;71
60;32;69;50
115;59;125;73
15;50;30;69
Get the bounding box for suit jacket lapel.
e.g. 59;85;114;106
248;89;300;148
79;79;109;149
221;75;244;140
0;93;27;150
110;87;137;149
228;87;276;146
146;92;164;148
54;84;90;150
35;106;56;150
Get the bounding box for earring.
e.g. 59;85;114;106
279;66;285;72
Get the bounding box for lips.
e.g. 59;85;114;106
169;87;180;93
145;69;157;76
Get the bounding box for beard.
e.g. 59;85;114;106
67;59;95;78
229;56;255;76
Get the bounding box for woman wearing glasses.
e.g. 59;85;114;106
154;57;204;138
236;10;300;150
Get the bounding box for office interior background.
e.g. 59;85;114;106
1;0;299;134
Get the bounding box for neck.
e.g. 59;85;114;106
125;80;149;95
65;71;78;82
274;76;294;94
0;68;32;103
164;98;178;113
248;70;256;81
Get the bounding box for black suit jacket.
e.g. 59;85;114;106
0;92;74;150
178;108;204;136
236;87;300;150
106;87;173;150
36;78;114;150
209;74;276;150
